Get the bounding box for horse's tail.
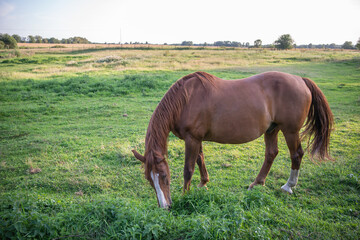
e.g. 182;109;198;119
301;77;334;161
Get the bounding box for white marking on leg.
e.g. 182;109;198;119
150;171;168;208
281;169;299;194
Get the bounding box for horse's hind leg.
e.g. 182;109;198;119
248;129;279;190
196;145;209;188
281;131;304;194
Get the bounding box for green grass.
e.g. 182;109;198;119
0;47;359;239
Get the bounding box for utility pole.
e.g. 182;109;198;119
120;28;122;47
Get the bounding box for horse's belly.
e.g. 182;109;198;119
204;116;269;144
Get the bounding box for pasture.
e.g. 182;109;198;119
0;46;359;239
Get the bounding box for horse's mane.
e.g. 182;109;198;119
144;72;216;179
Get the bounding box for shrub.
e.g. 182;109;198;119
51;45;66;48
0;34;18;49
14;50;21;57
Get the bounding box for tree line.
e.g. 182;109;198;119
0;33;90;49
1;33;359;50
181;34;360;50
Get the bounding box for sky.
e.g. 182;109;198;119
0;0;359;45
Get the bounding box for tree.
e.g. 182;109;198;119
274;34;294;50
342;41;354;49
231;41;241;47
35;35;42;43
214;41;225;46
356;38;360;50
0;34;18;49
254;39;262;48
12;34;21;43
28;35;35;43
213;41;241;47
67;36;89;44
328;43;336;49
48;37;60;43
181;41;193;46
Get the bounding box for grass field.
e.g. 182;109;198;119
0;46;359;239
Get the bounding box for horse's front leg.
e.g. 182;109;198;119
196;145;209;188
183;136;201;192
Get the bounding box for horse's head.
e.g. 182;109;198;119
132;149;172;209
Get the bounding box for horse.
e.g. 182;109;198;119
132;71;333;208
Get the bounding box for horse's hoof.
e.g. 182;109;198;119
248;183;257;191
248;181;263;190
197;183;208;190
247;183;255;191
281;183;293;194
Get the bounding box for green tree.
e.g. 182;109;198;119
0;34;18;49
356;38;360;50
254;39;262;48
181;41;193;46
12;34;21;43
342;41;354;49
274;34;294;50
28;35;35;43
35;35;42;43
49;37;60;43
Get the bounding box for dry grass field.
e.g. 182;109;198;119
3;44;359;80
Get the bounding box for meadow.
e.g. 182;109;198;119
0;45;359;239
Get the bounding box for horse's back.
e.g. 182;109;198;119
175;71;312;143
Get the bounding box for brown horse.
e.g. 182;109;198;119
132;71;333;208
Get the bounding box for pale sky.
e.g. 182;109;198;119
0;0;359;45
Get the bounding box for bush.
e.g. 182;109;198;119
0;34;18;49
14;50;21;57
51;45;66;48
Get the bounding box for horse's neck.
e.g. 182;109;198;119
145;119;170;157
145;85;184;156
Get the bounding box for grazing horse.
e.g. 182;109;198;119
132;71;333;208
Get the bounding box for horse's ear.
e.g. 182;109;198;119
132;150;145;163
